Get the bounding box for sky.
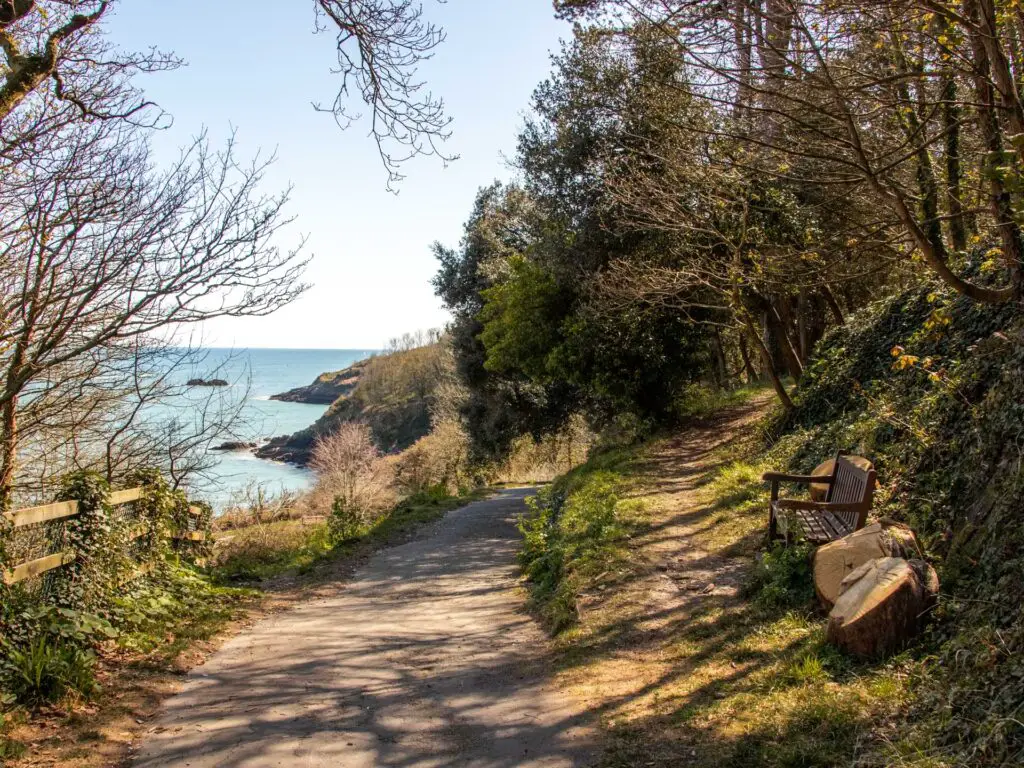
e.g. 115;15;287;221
104;1;570;349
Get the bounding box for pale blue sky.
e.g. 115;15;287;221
104;1;568;349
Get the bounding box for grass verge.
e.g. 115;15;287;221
519;394;925;767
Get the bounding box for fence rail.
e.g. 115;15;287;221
2;487;208;586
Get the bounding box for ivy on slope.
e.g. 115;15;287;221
775;283;1024;765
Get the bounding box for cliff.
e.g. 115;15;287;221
256;344;445;465
268;365;364;405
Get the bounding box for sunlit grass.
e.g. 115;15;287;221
528;399;919;767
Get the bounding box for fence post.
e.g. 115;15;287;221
173;498;213;566
0;508;13;597
51;472;112;610
129;468;177;579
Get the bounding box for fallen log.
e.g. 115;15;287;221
826;557;938;658
812;521;921;609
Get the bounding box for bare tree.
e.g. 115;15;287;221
0;118;308;509
310;422;394;515
1;1;454;186
315;0;456;188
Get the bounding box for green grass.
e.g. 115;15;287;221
209;487;491;585
365;487;490;544
210;520;335;582
519;449;646;633
519;400;920;768
674;382;775;422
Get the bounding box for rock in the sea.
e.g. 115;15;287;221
211;441;258;452
187;377;229;387
826;557;939;658
254;434;314;465
813;521;921;609
809;455;875;501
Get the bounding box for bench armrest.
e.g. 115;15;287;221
761;472;832;485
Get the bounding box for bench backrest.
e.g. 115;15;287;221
824;454;876;531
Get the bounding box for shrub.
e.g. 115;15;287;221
0;605;111;707
1;636;97;707
310;423;394;517
745;542;815;610
392;419;471;495
328;497;364;543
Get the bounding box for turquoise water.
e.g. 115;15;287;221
172;348;374;509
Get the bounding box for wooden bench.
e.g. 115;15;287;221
763;453;877;545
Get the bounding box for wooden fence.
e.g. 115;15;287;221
2;487;208;586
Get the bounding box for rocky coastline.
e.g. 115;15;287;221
268;364;365;405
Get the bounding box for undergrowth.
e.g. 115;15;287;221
209;485;488;584
517;383;926;767
519;448;645;633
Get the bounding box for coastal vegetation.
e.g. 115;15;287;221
0;0;460;761
5;0;1024;765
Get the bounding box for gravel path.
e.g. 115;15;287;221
132;489;596;768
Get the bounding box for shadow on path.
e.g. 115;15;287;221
133;489;596;768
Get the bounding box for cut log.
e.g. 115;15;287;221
809;455;874;501
826;557;939;658
812;521;921;609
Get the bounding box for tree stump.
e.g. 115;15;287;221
826;557;939;658
809;455;874;501
812;521;920;609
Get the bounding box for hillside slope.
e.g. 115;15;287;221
269;365;364;405
256;343;446;465
520;283;1024;766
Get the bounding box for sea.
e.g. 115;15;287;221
171;348;375;510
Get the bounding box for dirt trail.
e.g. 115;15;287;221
132;489;596;768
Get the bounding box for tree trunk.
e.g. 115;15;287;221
942;74;969;253
820;283;845;325
743;312;793;410
739;333;758;383
0;395;18;513
797;288;809;361
967;2;1024;297
711;329;730;389
765;300;804;379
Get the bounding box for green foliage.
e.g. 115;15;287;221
109;566;248;656
0;468;218;714
479;255;564;380
765;281;1024;764
328;498;364;543
745;543;816;610
0;602;113;707
1;637;97;707
519;468;640;633
52;471;111;609
552;303;714;425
